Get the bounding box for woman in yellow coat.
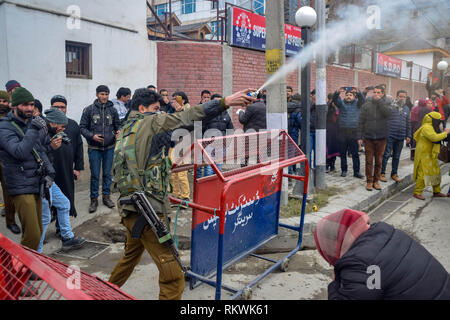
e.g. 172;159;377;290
413;112;450;200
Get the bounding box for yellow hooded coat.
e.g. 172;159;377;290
413;112;447;186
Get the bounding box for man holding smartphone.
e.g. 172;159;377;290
80;85;121;213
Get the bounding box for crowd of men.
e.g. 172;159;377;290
0;76;449;299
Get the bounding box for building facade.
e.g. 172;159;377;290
0;0;157;122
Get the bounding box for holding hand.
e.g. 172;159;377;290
224;88;258;108
93;134;104;143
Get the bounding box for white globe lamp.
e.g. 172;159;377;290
295;6;317;27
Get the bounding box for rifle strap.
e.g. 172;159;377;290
9;121;43;166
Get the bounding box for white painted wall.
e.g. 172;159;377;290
0;0;157;123
391;52;434;69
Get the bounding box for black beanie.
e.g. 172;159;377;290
96;85;110;94
34;99;43;114
51;95;67;106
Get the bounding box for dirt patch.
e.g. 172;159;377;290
72;213;126;244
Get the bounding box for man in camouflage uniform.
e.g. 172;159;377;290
108;88;255;300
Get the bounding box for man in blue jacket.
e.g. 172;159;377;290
80;85;120;213
0;87;54;250
380;90;412;183
332;87;365;179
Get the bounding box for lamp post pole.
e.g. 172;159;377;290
294;4;317;195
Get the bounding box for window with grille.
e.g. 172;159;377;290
66;41;92;79
182;0;196;14
156;3;168;16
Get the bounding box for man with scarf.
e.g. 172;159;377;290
380;90;412;183
412;112;450;200
314;209;450;299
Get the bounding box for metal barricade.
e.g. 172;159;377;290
0;233;135;300
170;130;309;300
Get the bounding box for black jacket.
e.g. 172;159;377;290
79;99;121;150
238;100;266;131
202;111;234;136
0;112;55;196
329;222;450;300
358;96;392;140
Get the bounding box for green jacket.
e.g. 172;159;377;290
116;98;229;215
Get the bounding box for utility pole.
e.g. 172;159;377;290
294;1;316;196
315;0;327;189
265;0;288;205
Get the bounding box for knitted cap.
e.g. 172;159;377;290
0;90;10;103
44;107;68;125
11;87;34;106
5;80;21;93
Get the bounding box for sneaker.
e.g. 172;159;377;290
391;174;401;183
379;174;387;182
353;172;364;179
61;236;86;252
341;171;347;177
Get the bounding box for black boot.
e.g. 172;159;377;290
89;197;98;213
102;195;115;209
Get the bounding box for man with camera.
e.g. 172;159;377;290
36;107;85;253
49;95;84;219
0;87;54;250
80;85;121;213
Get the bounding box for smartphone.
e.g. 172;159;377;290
344;86;353;91
98;135;104;139
175;95;183;105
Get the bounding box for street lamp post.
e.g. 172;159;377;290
437;60;448;90
294;4;317;195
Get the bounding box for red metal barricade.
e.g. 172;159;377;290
170;129;309;299
0;233;135;300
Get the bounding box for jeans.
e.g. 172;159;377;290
38;183;73;253
88;148;114;199
196;164;223;178
338;135;360;174
381;137;404;176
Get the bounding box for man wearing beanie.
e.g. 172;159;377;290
0;91;19;234
0;87;55;250
35;107;85;252
80;85;120;213
49;95;84;220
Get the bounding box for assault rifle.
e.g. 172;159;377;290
119;192;187;272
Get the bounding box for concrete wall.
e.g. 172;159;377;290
0;0;157;122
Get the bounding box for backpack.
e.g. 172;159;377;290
112;113;172;202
